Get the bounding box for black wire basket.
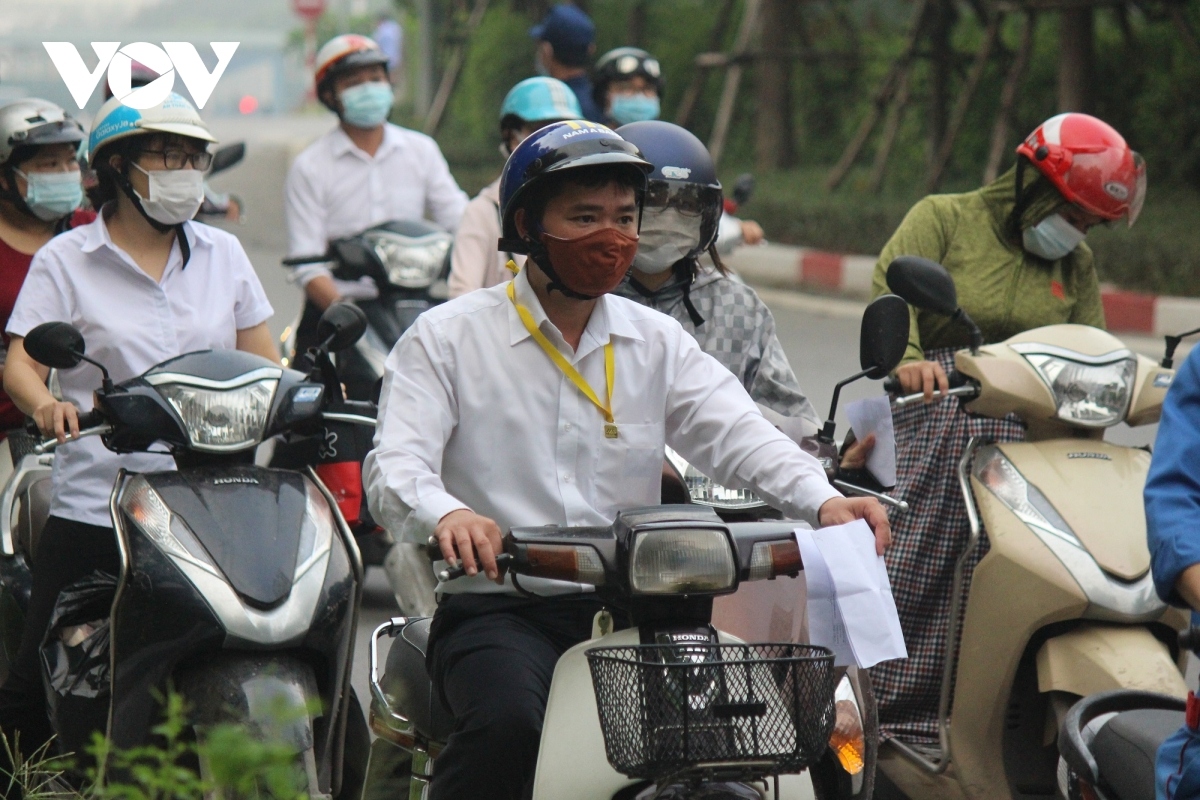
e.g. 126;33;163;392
585;643;836;781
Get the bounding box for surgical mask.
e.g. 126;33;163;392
1022;213;1087;261
15;169;83;221
609;94;660;125
539;227;640;297
633;207;703;273
340;82;394;129
131;163;205;225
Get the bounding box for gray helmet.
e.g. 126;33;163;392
0;99;86;166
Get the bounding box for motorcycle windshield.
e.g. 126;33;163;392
143;468;306;608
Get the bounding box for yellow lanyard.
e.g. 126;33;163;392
507;277;619;438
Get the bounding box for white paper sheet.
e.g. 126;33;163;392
795;520;907;668
845;395;897;488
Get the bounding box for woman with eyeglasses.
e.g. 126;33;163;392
0;92;277;766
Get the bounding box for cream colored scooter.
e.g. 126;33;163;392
876;257;1189;800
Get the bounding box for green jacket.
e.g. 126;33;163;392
870;166;1107;366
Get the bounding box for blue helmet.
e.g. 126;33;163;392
616;120;723;255
500;77;582;127
498;120;652;253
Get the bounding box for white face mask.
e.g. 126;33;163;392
633;207;703;274
131;163;205;225
1022;213;1086;261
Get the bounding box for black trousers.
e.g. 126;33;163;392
426;593;611;800
0;516;120;768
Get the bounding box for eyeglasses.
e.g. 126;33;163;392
138;149;213;171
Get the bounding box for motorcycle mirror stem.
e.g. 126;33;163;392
1161;326;1200;368
818;367;874;444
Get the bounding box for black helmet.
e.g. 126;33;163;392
616;120;723;257
592;47;662;110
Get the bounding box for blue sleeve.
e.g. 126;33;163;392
1146;345;1200;606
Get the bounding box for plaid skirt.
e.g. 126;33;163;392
868;348;1025;744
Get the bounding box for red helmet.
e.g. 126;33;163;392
1016;113;1146;227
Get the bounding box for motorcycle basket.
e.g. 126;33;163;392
585;643;836;781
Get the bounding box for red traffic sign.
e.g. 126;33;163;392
292;0;326;21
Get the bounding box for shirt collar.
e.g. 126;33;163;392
507;268;644;357
330;123;401;161
80;209;211;275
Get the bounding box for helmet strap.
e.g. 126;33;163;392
625;257;706;326
109;164;192;267
1007;157;1034;240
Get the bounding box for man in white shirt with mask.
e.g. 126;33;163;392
285;34;468;356
364;121;891;800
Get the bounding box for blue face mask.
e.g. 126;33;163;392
339;82;395;129
1022;213;1087;261
15;169;83;221
609;93;660;125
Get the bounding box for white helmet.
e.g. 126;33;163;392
0;98;85;166
88;92;216;168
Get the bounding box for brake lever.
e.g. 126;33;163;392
832;479;909;512
34;424;113;455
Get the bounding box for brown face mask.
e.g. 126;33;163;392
538;227;640;298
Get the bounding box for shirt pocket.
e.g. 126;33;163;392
593;422;664;507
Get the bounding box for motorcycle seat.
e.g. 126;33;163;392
381;617;455;744
1094;707;1184;800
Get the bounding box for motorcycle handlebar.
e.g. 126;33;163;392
883;369;970;395
891;384;979;409
281;254;332;267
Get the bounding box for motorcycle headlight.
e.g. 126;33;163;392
366;231;450;289
629;527;737;594
153;371;278;452
1017;348;1136;427
665;447;768;511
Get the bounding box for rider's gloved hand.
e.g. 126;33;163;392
33;400;80;444
436;509;504;583
818;496;892;556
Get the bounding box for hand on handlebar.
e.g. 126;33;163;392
818;496;892;556
893;360;950;404
33;400;80;444
435;509;505;583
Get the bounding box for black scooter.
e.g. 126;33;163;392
282;219;454;401
8;304;374;797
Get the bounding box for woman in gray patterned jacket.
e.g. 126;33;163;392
613;120;827;435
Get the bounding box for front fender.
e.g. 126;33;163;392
1036;624;1187;698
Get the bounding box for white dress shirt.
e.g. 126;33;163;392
285;123;469;286
364;267;841;596
7;213;274;527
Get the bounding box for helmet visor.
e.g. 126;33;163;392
1126;152;1146;228
644;179;721;218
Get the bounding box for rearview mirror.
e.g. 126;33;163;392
209;142;245;175
886;256;959;317
316;303;368;352
860;295;911;379
23;322;85;369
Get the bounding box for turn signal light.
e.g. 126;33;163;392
747;539;803;581
829;677;866;775
520;544;606;586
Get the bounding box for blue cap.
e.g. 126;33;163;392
529;4;595;66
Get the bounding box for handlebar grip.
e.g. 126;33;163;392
281;254;331;267
884;369;967;395
77;409;104;429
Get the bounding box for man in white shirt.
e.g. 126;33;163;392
364;122;890;799
285;34;468;352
